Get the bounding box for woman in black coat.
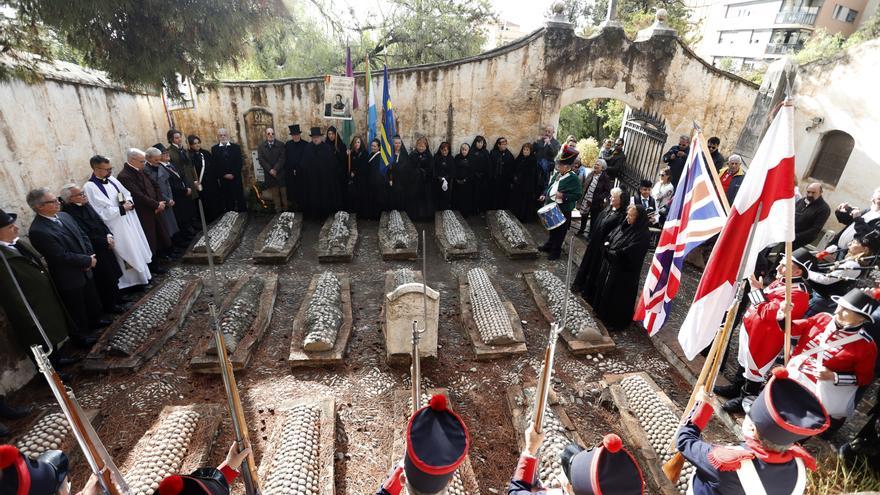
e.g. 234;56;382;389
349;135;370;217
452;143;475;216
509;143;540;223
593;204;652;329
326;126;348;209
366;139;389;219
187;135;220;221
572;188;625;301
407;136;434;220
470;135;490;213
433;142;454;211
489;137;515;211
388;135;409;212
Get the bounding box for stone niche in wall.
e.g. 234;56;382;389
242;107;275;187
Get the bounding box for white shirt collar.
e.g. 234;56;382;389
0;237;18;247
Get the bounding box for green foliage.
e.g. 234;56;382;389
558;99;625;149
795;10;880;65
576;137;599;167
597;99;624;138
583;0;697;43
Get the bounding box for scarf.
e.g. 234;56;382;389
89;174;120;198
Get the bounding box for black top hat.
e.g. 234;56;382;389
639;179;653;189
748;368;830;446
831;288;880;323
157;468;230;495
288;124;302;135
152;143;168;153
788;247;817;273
404;395;469;494
558;144;579;166
565;434;644;495
854;230;880;254
0;445;70;495
0;209;17;229
309;126;323;137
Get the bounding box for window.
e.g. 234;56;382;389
808;130;855;186
725;5;751;17
832;4;859;22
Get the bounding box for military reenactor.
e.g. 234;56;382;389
678;369;830;494
508;424;644;494
375;395;469;495
538;145;583;261
786;287;879;435
717;248;815;413
154;442;251;495
0;444;71;495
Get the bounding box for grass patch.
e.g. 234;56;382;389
808;456;880;494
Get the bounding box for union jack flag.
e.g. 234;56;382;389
634;136;728;336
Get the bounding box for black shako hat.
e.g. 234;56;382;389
832;287;880;323
788;247;818;273
0;209;17;228
404;394;469;493
558;144;579;166
748;368;830;446
157;468;230;495
288;124;302;135
564;434;644;495
0;445;70;495
309;126;323;137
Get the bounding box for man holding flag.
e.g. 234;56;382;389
635;133;728;336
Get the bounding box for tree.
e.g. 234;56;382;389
558;99;625;144
1;0;280;92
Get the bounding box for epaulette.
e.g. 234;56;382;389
707;446;754;471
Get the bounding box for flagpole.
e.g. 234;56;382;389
693;123;731;214
663;203;763;482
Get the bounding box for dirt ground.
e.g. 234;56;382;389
8;212;746;494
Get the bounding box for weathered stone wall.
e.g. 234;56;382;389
172;24;758;187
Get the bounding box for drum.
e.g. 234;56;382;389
538;203;566;230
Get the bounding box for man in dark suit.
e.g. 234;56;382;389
794;182;831;249
662;134;690;186
59;184;124;313
25;188;110;340
117;147;170;273
632;179;659;225
258;127;287;211
284;124;307;211
212;128;246;212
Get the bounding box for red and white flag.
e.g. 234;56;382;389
677;104;796;359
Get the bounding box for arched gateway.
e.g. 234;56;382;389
171;11;758;190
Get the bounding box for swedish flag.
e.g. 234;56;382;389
379;65;397;176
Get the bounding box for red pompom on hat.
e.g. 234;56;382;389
771;368;789;380
870;288;880;300
0;444;20;469
602;434;623;453
158;475;185;495
429;394;448;412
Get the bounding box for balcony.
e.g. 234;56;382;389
765;42;804;55
775;10;818;26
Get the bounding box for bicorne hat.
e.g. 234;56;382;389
0;445;70;495
0;209;17;229
288;124;302;135
748;368;830;446
157;468;230;495
831;287;880;323
309;126;323;137
558;145;579;166
403;395;469;494
562;434;644;495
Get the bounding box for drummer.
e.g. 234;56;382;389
538;145;582;260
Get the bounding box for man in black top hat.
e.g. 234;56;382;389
301;126;342;219
678;369;829;495
508;424;644;494
211;128;246;213
375;395;469;495
0;445;70;495
284;124;307;211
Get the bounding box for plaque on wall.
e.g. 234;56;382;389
243;108;274;186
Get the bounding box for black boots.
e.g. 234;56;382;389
0;395;31;420
722;379;763;414
714;366;746;398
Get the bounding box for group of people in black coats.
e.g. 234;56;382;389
276;125;545;223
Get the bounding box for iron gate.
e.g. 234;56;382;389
619;108;668;195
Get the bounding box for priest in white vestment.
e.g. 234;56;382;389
83;155;153;288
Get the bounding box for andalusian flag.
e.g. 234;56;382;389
379;65;397;176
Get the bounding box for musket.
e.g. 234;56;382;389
0;251;129;495
196;199;261;495
532;238;574;433
411;230;428;414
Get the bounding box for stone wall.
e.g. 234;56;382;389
172;23;758;188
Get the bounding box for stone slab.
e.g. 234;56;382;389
562;233;587;267
182;213;249;264
378;211;419;261
391;388;480;494
257;397;336;495
381;271;440;365
458;273;527;360
288;273;353;368
120;404;224;487
434;210;478;261
83;278;203;373
12;408;100;460
486;210;539;259
317;213;358;263
521;272;615;355
190;273;278;373
252;214;303;264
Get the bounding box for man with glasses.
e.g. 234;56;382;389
257;127;288;212
663;135;691;186
83;154;153;289
604;137;626;180
26;187;108;344
707;136;725;170
117;147;171;275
